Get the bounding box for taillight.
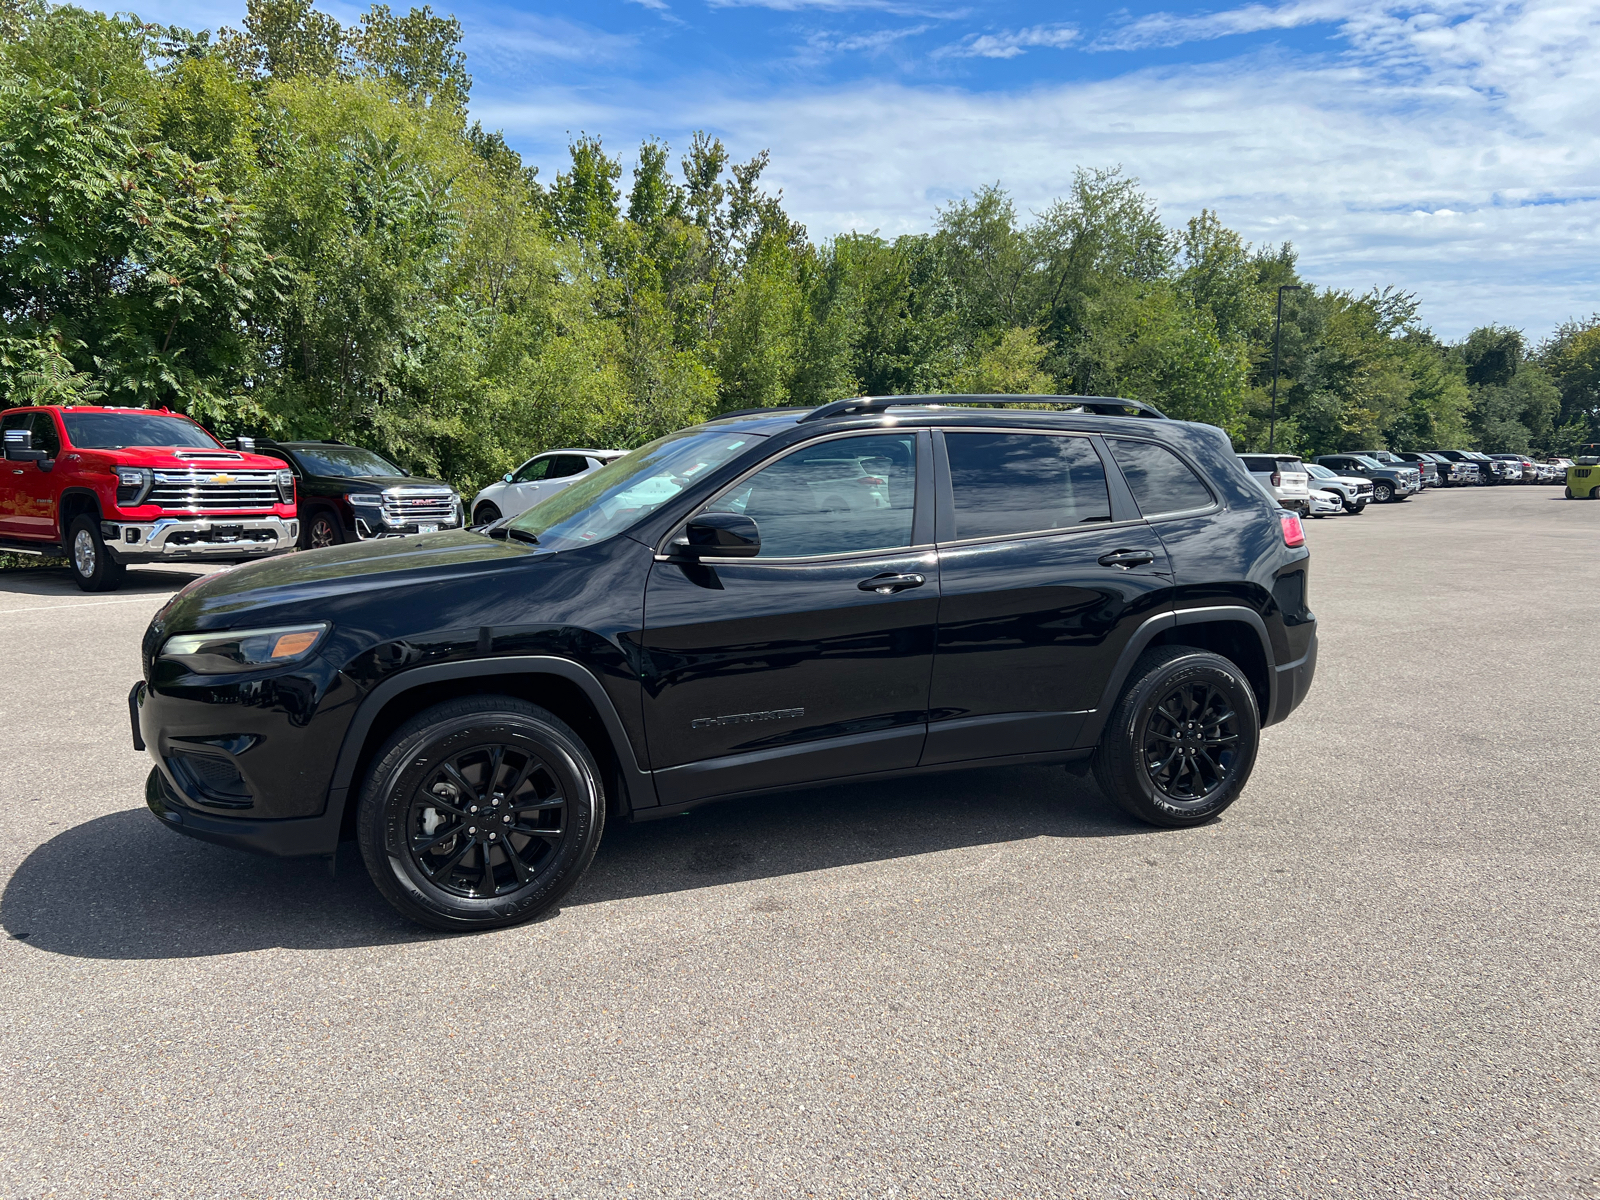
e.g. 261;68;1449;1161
1270;471;1282;487
1280;513;1305;547
857;476;885;486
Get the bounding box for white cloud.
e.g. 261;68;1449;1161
1095;0;1358;51
479;0;1600;338
804;24;932;55
936;22;1080;59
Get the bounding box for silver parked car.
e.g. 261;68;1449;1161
470;449;627;525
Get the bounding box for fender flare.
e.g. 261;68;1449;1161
324;655;657;820
1076;606;1277;748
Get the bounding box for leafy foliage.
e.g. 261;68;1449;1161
0;0;1579;495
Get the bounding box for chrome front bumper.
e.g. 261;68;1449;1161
103;516;298;562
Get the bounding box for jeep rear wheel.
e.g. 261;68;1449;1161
357;695;605;932
68;516;125;593
1092;646;1261;828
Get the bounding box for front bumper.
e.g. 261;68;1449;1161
145;767;343;858
351;514;462;540
104;516;298;562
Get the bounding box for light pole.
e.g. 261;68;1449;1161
1270;284;1303;452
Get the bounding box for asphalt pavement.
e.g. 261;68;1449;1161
1;486;1596;1199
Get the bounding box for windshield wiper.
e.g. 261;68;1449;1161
504;526;540;546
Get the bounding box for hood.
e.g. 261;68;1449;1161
322;475;452;492
76;446;291;473
156;529;539;632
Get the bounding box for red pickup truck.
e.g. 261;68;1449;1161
1;405;299;591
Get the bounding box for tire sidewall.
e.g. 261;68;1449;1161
1101;653;1261;827
1373;482;1393;502
473;502;501;526
360;709;602;930
68;516;123;591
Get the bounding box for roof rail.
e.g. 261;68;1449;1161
798;394;1169;423
712;406;813;421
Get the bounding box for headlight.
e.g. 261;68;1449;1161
115;466;153;506
275;469;295;503
160;622;330;674
348;493;382;506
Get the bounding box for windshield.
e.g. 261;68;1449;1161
289;445;403;477
1350;455;1383;469
62;412;220;450
1305;463;1336;479
505;427;764;552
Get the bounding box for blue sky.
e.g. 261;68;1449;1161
141;0;1600;339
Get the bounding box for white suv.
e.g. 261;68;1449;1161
471;449;626;525
1238;454;1311;514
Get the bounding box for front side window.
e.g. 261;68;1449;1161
289;446;402;478
509;427;765;553
512;457;553;484
61;411;219;450
1108;439;1213;517
705;433;916;558
945;433;1111;540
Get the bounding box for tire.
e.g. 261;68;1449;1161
1092;645;1261;829
1566;487;1574;499
357;695;605;932
473;502;502;526
302;508;344;550
1372;482;1394;503
67;515;126;592
1343;500;1366;515
1592;487;1600;501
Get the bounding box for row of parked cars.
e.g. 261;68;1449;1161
1240;447;1577;517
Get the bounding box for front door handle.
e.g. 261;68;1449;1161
1097;549;1156;569
858;572;926;594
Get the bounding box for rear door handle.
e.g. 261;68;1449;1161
1097;549;1156;569
858;572;926;594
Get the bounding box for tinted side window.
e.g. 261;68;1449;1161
1241;456;1272;472
945;433;1111;540
1108;440;1213;517
707;433;916;558
546;455;590;478
26;412;60;456
512;457;552;483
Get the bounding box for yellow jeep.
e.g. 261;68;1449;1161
1566;446;1600;498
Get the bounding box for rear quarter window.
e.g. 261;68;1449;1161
1109;440;1215;517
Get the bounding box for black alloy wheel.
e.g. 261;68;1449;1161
358;696;604;931
67;515;126;592
1140;680;1241;807
1372;481;1394;503
473;501;502;526
1092;646;1260;828
304;510;343;549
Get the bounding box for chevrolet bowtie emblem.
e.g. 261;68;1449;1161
208;474;236;484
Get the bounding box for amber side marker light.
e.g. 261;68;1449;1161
271;630;321;658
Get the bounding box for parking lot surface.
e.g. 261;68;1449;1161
1;487;1597;1199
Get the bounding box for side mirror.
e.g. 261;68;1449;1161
4;429;47;463
503;473;514;483
235;436;256;452
677;512;760;559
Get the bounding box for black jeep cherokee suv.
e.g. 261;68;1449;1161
134;396;1318;931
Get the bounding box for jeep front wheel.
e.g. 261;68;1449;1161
67;516;126;592
357;695;605;932
1092;646;1261;828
